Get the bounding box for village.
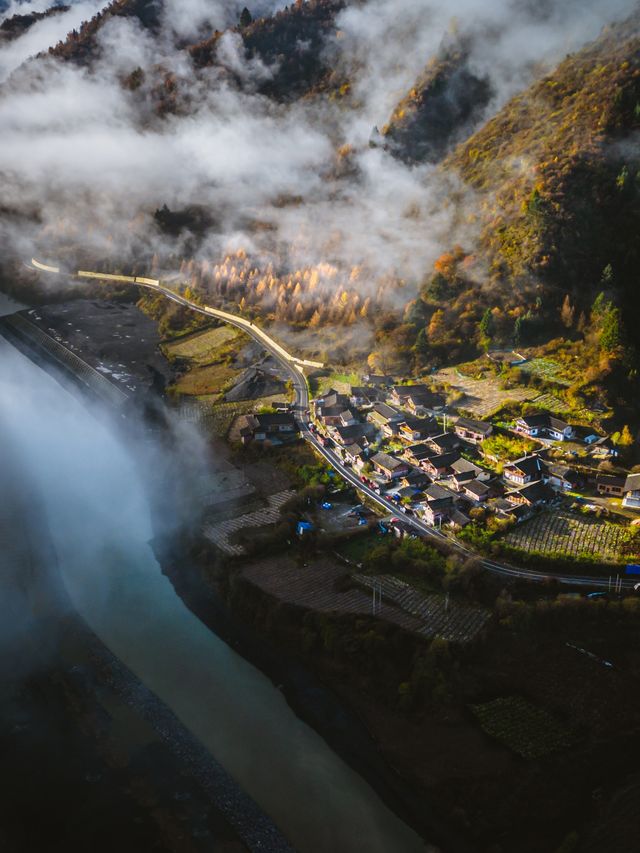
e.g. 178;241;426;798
235;365;640;566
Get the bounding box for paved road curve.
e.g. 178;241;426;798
29;259;635;591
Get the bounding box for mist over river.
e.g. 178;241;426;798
0;328;429;853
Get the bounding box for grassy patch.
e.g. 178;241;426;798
470;696;576;759
310;371;360;397
172;361;238;396
481;432;538;469
164;326;240;364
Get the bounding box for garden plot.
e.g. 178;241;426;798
353;574;491;642
434;367;538;418
505;510;634;562
518;357;572;386
470;696;576;759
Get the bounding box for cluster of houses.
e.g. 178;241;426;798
310;379;638;529
234;372;639;530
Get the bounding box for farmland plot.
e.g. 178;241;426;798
505;510;635;562
353;574;491;642
470;696;576;759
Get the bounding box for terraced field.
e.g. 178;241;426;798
353;574;491;642
240;556;422;632
505;510;635;562
470;696;576;759
202;489;296;555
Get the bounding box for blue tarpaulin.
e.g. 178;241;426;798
297;521;314;535
625;564;640;575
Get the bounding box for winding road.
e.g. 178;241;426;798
28;258;635;591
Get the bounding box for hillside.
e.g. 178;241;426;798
382;37;491;164
189;0;345;101
0;5;69;43
45;0;162;63
447;11;640;328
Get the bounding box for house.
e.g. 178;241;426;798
390;384;443;413
505;480;554;507
338;409;358;427
422;483;455;524
427;432;461;454
622;474;640;509
362;374;393;388
462;479;490;503
587;435;618;458
547;465;581;491
397;416;439;442
319;405;350;426
349;386;377;407
238;412;297;444
515;412;574;441
400;469;431;490
404;443;434;465
332;422;375;446
367;402;404;435
596;474;626;497
491;498;530;522
342;442;368;468
454;417;493;444
371;451;410;481
450;458;487;488
503;455;548;486
421;451;460;479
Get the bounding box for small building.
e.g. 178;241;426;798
422;451;460;479
422;483;455;525
596;474;626;497
362;374;393;388
332;422;375;446
404;443;433;465
454;416;493;444
338;409;358;427
427;432;461;454
505;480;554;507
397;416;439;442
587;435;618;458
342;441;368;468
400;469;431;490
515;413;574;441
371;451;410;481
367;402;404;435
622;474;640;509
349;386;377;407
450;457;488;487
462;479;490;503
238;412;297;444
548;465;581;492
503;455;548;486
318;405;350;426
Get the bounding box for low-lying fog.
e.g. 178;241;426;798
0;337;429;853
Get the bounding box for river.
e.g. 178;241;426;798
0;323;430;853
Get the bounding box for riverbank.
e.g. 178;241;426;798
156;533;474;853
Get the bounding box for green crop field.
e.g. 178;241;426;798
470;696;576;759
